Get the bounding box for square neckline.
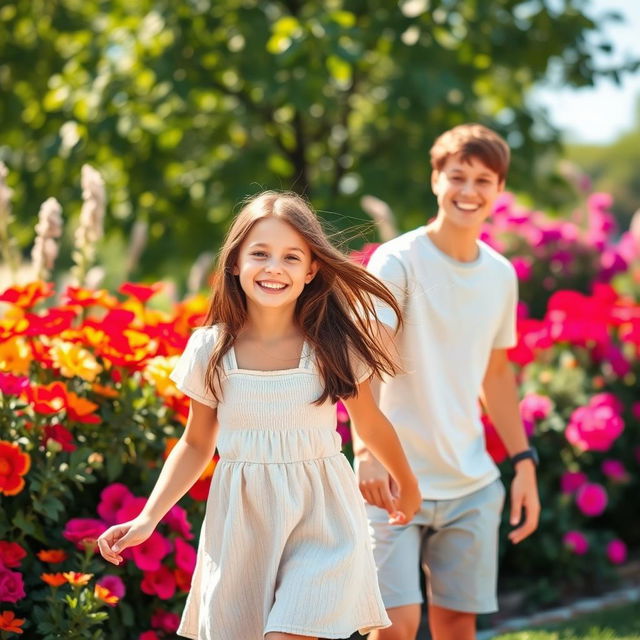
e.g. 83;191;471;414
226;340;313;375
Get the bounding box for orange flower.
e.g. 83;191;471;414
65;392;101;424
0;281;54;309
94;584;119;606
0;337;32;375
90;383;119;399
163;437;179;459
41;573;67;587
0;441;31;496
0;610;25;633
63;572;93;586
37;549;68;563
62;287;117;309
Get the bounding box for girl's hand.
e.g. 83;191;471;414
97;517;156;565
388;477;422;526
355;451;399;515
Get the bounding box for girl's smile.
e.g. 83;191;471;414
234;217;318;310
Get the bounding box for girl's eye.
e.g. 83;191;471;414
251;251;267;258
286;255;301;261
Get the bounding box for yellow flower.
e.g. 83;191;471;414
0;337;32;375
143;355;180;397
50;340;103;382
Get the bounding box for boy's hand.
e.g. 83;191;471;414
97;516;156;565
355;450;398;516
508;460;540;544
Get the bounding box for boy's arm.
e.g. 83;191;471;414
481;348;540;544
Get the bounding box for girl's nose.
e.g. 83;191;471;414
264;259;283;273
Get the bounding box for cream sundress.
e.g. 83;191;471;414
169;325;391;640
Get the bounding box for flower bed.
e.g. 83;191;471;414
0;192;639;636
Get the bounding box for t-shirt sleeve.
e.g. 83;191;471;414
493;266;518;349
366;249;408;331
169;327;219;408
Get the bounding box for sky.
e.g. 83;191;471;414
531;0;640;145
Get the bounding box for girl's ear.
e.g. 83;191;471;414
232;264;240;275
305;260;319;284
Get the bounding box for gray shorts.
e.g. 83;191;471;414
366;478;505;614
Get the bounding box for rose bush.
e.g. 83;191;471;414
0;191;639;634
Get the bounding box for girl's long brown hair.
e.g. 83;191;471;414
202;191;402;405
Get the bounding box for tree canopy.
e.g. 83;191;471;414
1;0;637;280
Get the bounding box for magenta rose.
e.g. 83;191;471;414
575;483;608;517
174;538;197;573
132;532;171;572
563;531;588;555
63;518;107;549
0;373;29;396
565;395;624;452
139;632;160;640
560;471;587;495
0;567;26;602
115;496;148;523
606;539;627;565
601;459;629;483
161;505;194;540
98;483;134;524
151;609;180;633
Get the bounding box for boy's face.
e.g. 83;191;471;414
431;153;504;232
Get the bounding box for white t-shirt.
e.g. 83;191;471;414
367;227;518;499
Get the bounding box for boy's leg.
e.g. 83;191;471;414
365;503;430;640
422;479;505;640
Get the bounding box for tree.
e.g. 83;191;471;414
1;0;637;281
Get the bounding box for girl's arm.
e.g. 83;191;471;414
98;399;219;564
342;383;421;524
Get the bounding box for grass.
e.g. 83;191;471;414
493;602;640;640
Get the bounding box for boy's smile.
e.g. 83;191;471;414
431;153;504;231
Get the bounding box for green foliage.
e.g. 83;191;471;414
1;0;636;280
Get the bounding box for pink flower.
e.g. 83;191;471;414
563;531;589;555
601;459;629;483
511;257;532;281
161;505;194;540
132;532;171;572
63;518;107;549
174;538;196;573
565;395;624;452
97;575;126;599
520;394;553;423
0;567;25;602
632;402;640;421
560;471;587;495
42;424;76;452
139;632;160;640
606;539;627;565
151;609;180;633
576;483;608;517
98;484;134;525
0;542;27;569
115;496;148;523
0;373;29;396
349;243;380;267
141;566;176;600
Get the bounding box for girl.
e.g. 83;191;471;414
98;191;422;640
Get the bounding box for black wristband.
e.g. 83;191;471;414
510;447;539;468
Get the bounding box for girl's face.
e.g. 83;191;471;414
233;217;318;312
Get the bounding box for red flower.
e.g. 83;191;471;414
141;566;176;600
188;476;211;501
62;287;116;309
0;373;29;396
24;308;77;337
37;550;68;564
42;425;76;452
0;441;31;496
0;542;27;569
482;415;508;464
0;281;54;309
0;610;25;633
25;382;68;415
119;282;164;303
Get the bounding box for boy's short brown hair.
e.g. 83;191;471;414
430;124;510;182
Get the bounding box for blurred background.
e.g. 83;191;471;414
1;0;639;287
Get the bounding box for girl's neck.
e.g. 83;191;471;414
242;305;300;342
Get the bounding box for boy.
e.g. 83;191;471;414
355;124;540;640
